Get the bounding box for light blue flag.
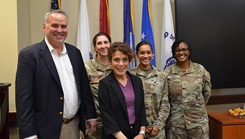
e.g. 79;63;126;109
123;0;136;68
141;0;156;66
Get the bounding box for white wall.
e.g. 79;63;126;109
0;0;18;112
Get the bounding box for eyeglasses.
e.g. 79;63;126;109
175;48;189;53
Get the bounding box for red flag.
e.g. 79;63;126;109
100;0;110;35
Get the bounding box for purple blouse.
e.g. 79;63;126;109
118;74;136;125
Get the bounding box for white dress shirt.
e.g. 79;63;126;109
46;38;80;119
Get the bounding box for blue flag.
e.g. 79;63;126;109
141;0;156;66
51;0;61;10
123;0;136;68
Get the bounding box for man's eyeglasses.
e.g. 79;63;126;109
175;48;189;53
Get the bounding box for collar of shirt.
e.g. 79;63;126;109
45;37;67;55
172;61;194;75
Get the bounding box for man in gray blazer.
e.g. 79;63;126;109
15;10;96;139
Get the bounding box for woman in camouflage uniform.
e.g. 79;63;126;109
129;41;170;139
164;40;212;139
85;32;112;139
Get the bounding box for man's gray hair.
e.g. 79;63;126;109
44;10;68;23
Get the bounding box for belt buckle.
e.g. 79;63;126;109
62;117;74;124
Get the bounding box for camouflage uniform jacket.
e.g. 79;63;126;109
164;61;212;129
129;65;170;130
85;58;112;127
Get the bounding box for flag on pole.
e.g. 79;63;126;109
123;0;136;68
141;0;156;66
51;0;61;10
100;0;110;35
161;0;176;69
76;0;92;62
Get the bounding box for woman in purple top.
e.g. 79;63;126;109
98;42;148;139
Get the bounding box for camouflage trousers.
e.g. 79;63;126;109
86;127;103;139
166;124;209;139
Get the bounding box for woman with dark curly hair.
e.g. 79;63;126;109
99;42;148;139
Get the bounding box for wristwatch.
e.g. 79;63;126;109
139;130;146;137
